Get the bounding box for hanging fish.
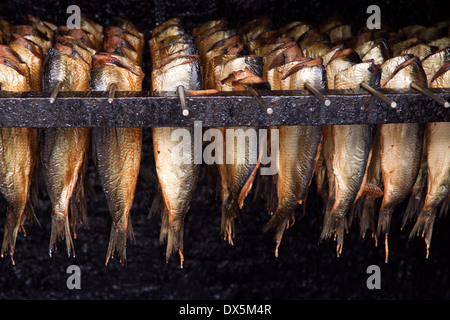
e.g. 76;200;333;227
409;63;450;257
0;53;34;264
150;20;202;267
320;60;380;256
264;58;325;256
90;49;144;265
377;56;427;261
41;45;92;257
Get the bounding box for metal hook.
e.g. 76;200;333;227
177;85;189;116
304;83;331;106
244;84;273;114
49;81;63;104
360;82;397;108
108;83;117;104
411;82;450;108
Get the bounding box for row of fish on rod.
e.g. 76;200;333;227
0;13;449;267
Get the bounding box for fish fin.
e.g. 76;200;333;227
127;214;135;245
362;184;383;198
105;224;128;266
359;196;381;241
376;205;395;262
237;161;260;210
221;200;237;245
1;206;24;264
377;205;394;237
237;128;266;209
401;192;425;230
165;223;185;268
148;184;165;219
159;209;169;244
23;199;41;228
354;148;373;203
320;213;347;257
348;196;364;230
263;211;294;257
409;209;436;258
49;215;75;258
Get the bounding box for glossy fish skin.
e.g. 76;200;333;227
401;49;449;227
421;47;450;85
409;64;450;256
214;55;263;91
320;61;379;255
377;57;427;260
359;127;383;239
42;46;91;257
319;48;362;251
0;60;34;263
152;42;198;69
9;33;43;91
361;39;393;66
152;56;202;92
150;23;201;266
7;33;44;235
90;53;144;265
213;55;265;244
264;60;325;256
357;43;391;239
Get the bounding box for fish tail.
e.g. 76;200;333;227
348;197;364;231
148;185;165;219
376;205;395;262
1;205;26;263
409;208;436;258
49;214;74;258
221;200;238;245
165;223;185;268
23;200;41;228
320;212;347;257
359;197;380;241
402;193;425;230
106;214;134;266
263;210;294;257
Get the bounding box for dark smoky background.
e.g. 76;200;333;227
0;0;449;300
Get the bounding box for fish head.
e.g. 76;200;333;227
430;62;450;88
384;56;427;89
152;56;201;92
334;60;381;89
42;46;91;91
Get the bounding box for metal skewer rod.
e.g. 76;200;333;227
108;82;118;104
177;85;189;116
360;82;397;108
49;81;63;104
304;83;331;106
411;82;450;108
244;84;273;114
